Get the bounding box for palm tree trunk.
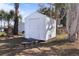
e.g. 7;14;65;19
14;16;18;35
14;3;19;35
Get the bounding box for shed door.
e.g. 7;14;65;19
28;18;41;39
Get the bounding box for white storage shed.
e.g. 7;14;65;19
24;12;56;41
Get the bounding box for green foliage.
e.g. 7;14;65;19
0;10;5;20
38;3;56;18
18;15;22;20
38;3;66;19
55;3;65;10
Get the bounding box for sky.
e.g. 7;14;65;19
0;3;40;26
19;3;40;20
0;3;40;21
0;3;53;27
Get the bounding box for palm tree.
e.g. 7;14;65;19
14;3;19;35
0;10;5;32
4;10;14;28
9;10;14;27
18;15;22;21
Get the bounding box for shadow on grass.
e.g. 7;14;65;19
58;48;79;56
35;48;79;56
0;37;77;56
42;39;71;47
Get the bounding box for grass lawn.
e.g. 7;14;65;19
0;32;7;36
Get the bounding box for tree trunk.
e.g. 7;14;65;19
13;3;19;35
66;4;79;41
14;16;18;35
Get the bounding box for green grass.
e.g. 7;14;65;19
56;33;68;40
0;32;7;36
